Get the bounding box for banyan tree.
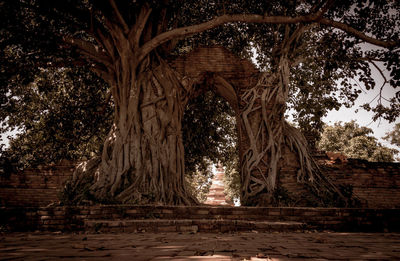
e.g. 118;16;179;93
1;0;399;205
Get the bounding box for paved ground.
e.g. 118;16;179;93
1;231;400;260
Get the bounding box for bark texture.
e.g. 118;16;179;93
238;56;343;206
71;60;197;204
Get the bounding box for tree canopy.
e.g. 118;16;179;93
2;1;399;128
2;0;399;164
318;121;398;162
384;123;400;147
383;123;400;161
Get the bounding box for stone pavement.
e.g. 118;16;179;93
204;166;232;206
1;231;400;260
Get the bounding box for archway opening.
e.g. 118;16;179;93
182;89;240;205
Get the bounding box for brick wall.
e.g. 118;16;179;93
326;160;400;208
1;160;399;208
278;159;400;208
170;46;259;91
0;164;74;207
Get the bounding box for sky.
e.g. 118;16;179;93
324;88;398;147
322;61;399;150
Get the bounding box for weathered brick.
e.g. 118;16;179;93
196;210;209;215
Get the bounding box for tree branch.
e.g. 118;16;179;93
313;0;336;18
138;14;317;62
319;18;399;48
370;60;389;105
108;0;129;34
96;28;116;61
129;4;152;49
357;57;385;62
213;75;239;113
138;12;398;63
288;23;317;47
91;65;113;85
64;36;113;68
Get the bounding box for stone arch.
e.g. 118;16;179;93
170;46;259;111
170;46;284;205
170;46;260;155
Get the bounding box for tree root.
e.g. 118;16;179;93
239;62;346;206
61;60;198;206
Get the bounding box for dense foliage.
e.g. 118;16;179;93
182;91;238;201
318;121;398;162
384;123;400;147
383;123;400;161
1;67;112;168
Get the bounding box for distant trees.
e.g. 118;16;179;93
318;121;398;162
384;123;400;147
384;123;400;161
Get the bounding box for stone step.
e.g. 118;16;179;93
207;190;224;193
204;198;228;202
204;165;231;205
85;219;306;233
204;201;231;206
84;206;285;221
204;195;226;200
80;205;337;222
4;205;400;232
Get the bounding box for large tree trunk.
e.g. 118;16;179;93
65;2;199;205
238;68;290;206
238;56;343;206
71;60;197;205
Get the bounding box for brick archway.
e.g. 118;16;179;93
170;46;282;205
170;46;259;112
